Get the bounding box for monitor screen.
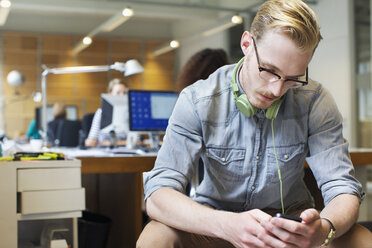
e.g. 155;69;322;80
35;105;78;129
100;94;129;134
128;90;178;131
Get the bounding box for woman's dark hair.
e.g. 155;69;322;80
176;48;228;92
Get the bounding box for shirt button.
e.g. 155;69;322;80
251;186;255;190
256;156;260;160
284;154;289;159
221;157;226;162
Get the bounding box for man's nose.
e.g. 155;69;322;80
269;79;285;97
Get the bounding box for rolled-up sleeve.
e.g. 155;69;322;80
306;86;363;206
143;87;203;200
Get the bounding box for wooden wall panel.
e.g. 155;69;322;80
111;39;142;56
1;32;175;138
143;41;174;91
41;35;74;52
3;33;38;51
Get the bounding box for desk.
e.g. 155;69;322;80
77;155;156;248
0;160;84;247
305;148;372;220
75;149;371;247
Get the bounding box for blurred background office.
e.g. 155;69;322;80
0;0;368;150
0;0;371;247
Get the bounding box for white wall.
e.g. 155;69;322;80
173;19;228;74
310;0;356;146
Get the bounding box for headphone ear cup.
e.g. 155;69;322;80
266;98;284;120
235;94;257;118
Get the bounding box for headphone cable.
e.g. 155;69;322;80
271;118;285;214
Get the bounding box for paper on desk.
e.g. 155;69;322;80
49;148;111;158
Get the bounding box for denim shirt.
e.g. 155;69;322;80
143;63;362;212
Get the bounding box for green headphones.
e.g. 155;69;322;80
231;57;284;120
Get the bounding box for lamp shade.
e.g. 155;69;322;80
7;70;25;87
124;59;144;76
32;92;42;102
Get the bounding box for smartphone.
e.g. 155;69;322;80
275;213;302;223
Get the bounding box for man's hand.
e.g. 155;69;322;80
260;208;329;248
220;209;284;248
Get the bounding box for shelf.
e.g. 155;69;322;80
17;211;82;221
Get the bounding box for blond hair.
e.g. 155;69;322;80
107;78;128;93
52;102;66;119
251;0;322;52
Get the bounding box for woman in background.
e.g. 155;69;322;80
47;102;67;145
176;48;229;92
85;78;128;147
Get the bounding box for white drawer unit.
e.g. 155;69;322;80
20;188;85;214
0;159;85;248
17;167;81;191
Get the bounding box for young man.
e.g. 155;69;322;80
137;1;371;247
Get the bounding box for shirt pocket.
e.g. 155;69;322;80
205;147;246;182
266;143;305;183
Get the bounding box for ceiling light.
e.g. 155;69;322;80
0;0;11;26
169;40;180;48
71;36;93;54
0;0;11;8
102;7;134;32
153;40;180;57
72;8;134;55
202;14;243;37
122;7;134;17
82;36;92;45
231;15;243;24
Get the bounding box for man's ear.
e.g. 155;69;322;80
241;31;253;56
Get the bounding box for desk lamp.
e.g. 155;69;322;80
40;59;144;147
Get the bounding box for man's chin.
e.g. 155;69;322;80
251;102;272;110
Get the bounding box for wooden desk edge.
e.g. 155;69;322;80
77;150;372;174
78;156;157;174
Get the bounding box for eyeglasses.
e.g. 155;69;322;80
252;37;308;89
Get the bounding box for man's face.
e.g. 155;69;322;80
240;30;313;110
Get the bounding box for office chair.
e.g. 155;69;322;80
48;119;82;147
81;113;95;139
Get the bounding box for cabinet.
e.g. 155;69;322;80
0;160;85;247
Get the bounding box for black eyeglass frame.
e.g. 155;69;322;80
252;37;308;87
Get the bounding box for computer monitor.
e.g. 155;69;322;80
35;105;78;130
100;94;129;134
128;90;178;132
